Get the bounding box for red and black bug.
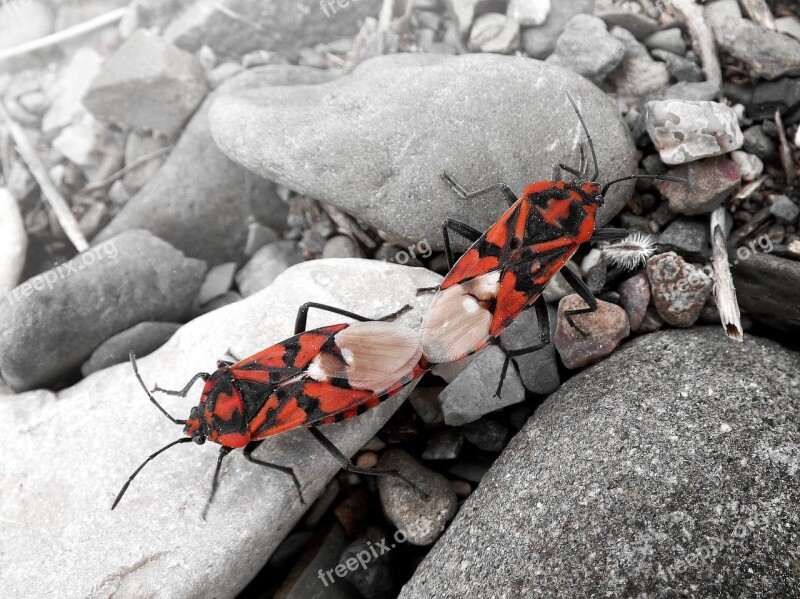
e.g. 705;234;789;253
420;92;684;393
112;303;429;514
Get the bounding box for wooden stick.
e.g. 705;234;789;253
0;100;88;252
738;0;776;30
775;110;796;186
79;145;173;194
662;0;722;89
710;206;743;342
0;8;127;64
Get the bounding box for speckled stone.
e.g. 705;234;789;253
647;251;712;327
399;328;800;598
645;100;743;165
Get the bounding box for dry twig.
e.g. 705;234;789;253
661;0;722;89
710;207;743;342
738;0;776;30
0;8;127;64
0;100;88;252
774;110;796;186
79;145;173;194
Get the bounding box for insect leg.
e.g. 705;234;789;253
307;427;430;500
558;163;584;179
441;171;519;207
243;441;305;505
494;297;550;397
441;217;482;269
151;371;210;397
202;446;233;519
294;302;412;334
559;267;598;338
590;228;630;242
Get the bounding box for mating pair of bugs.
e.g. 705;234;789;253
112;93;683;513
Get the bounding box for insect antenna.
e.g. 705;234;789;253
111;437;193;509
565;90;600;181
601;174;687;197
130;351;187;425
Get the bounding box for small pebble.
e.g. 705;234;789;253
507;0;550;27
656;156;741;215
617;272;650;333
769;196;800;224
408;386;445;427
645;100;743;165
421;430;463;461
235;241;304;297
553;294;630;369
643;28;686;56
355;452;379;469
647;252;712;327
468;13;520;54
547;15;626;84
462;419;508;452
730;150;764;181
378;450;458;546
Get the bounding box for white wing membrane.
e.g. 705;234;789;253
420;271;501;363
309;321;422;391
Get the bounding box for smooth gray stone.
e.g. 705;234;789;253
714;17;800;81
733;252;800;332
0;259;440;599
0;230;206;391
81;321;181;376
521;0;595;59
400;328;800;598
94;65;336;266
210;53;637;253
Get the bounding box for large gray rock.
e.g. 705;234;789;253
83;30;208;137
163;0;382;60
210;53;637;252
733;252;800;332
94;65;335;265
714;17;800;81
0;259;440;599
400;328;800;597
0;231;206;391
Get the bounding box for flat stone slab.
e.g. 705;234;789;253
209;53;636;252
0;259;440;599
400;328;800;598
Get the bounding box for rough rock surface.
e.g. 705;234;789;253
209;53;637;252
95;65;335;265
547;14;626;84
656;156;741;215
733;252;800;332
437;345;525;426
647;252;712;327
0;231;206;391
645;100;743;165
0;260;440;599
82;30;208;137
399;328;800;598
714;17;800;80
378;450;458;546
553;294;630;368
164;0;382;60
